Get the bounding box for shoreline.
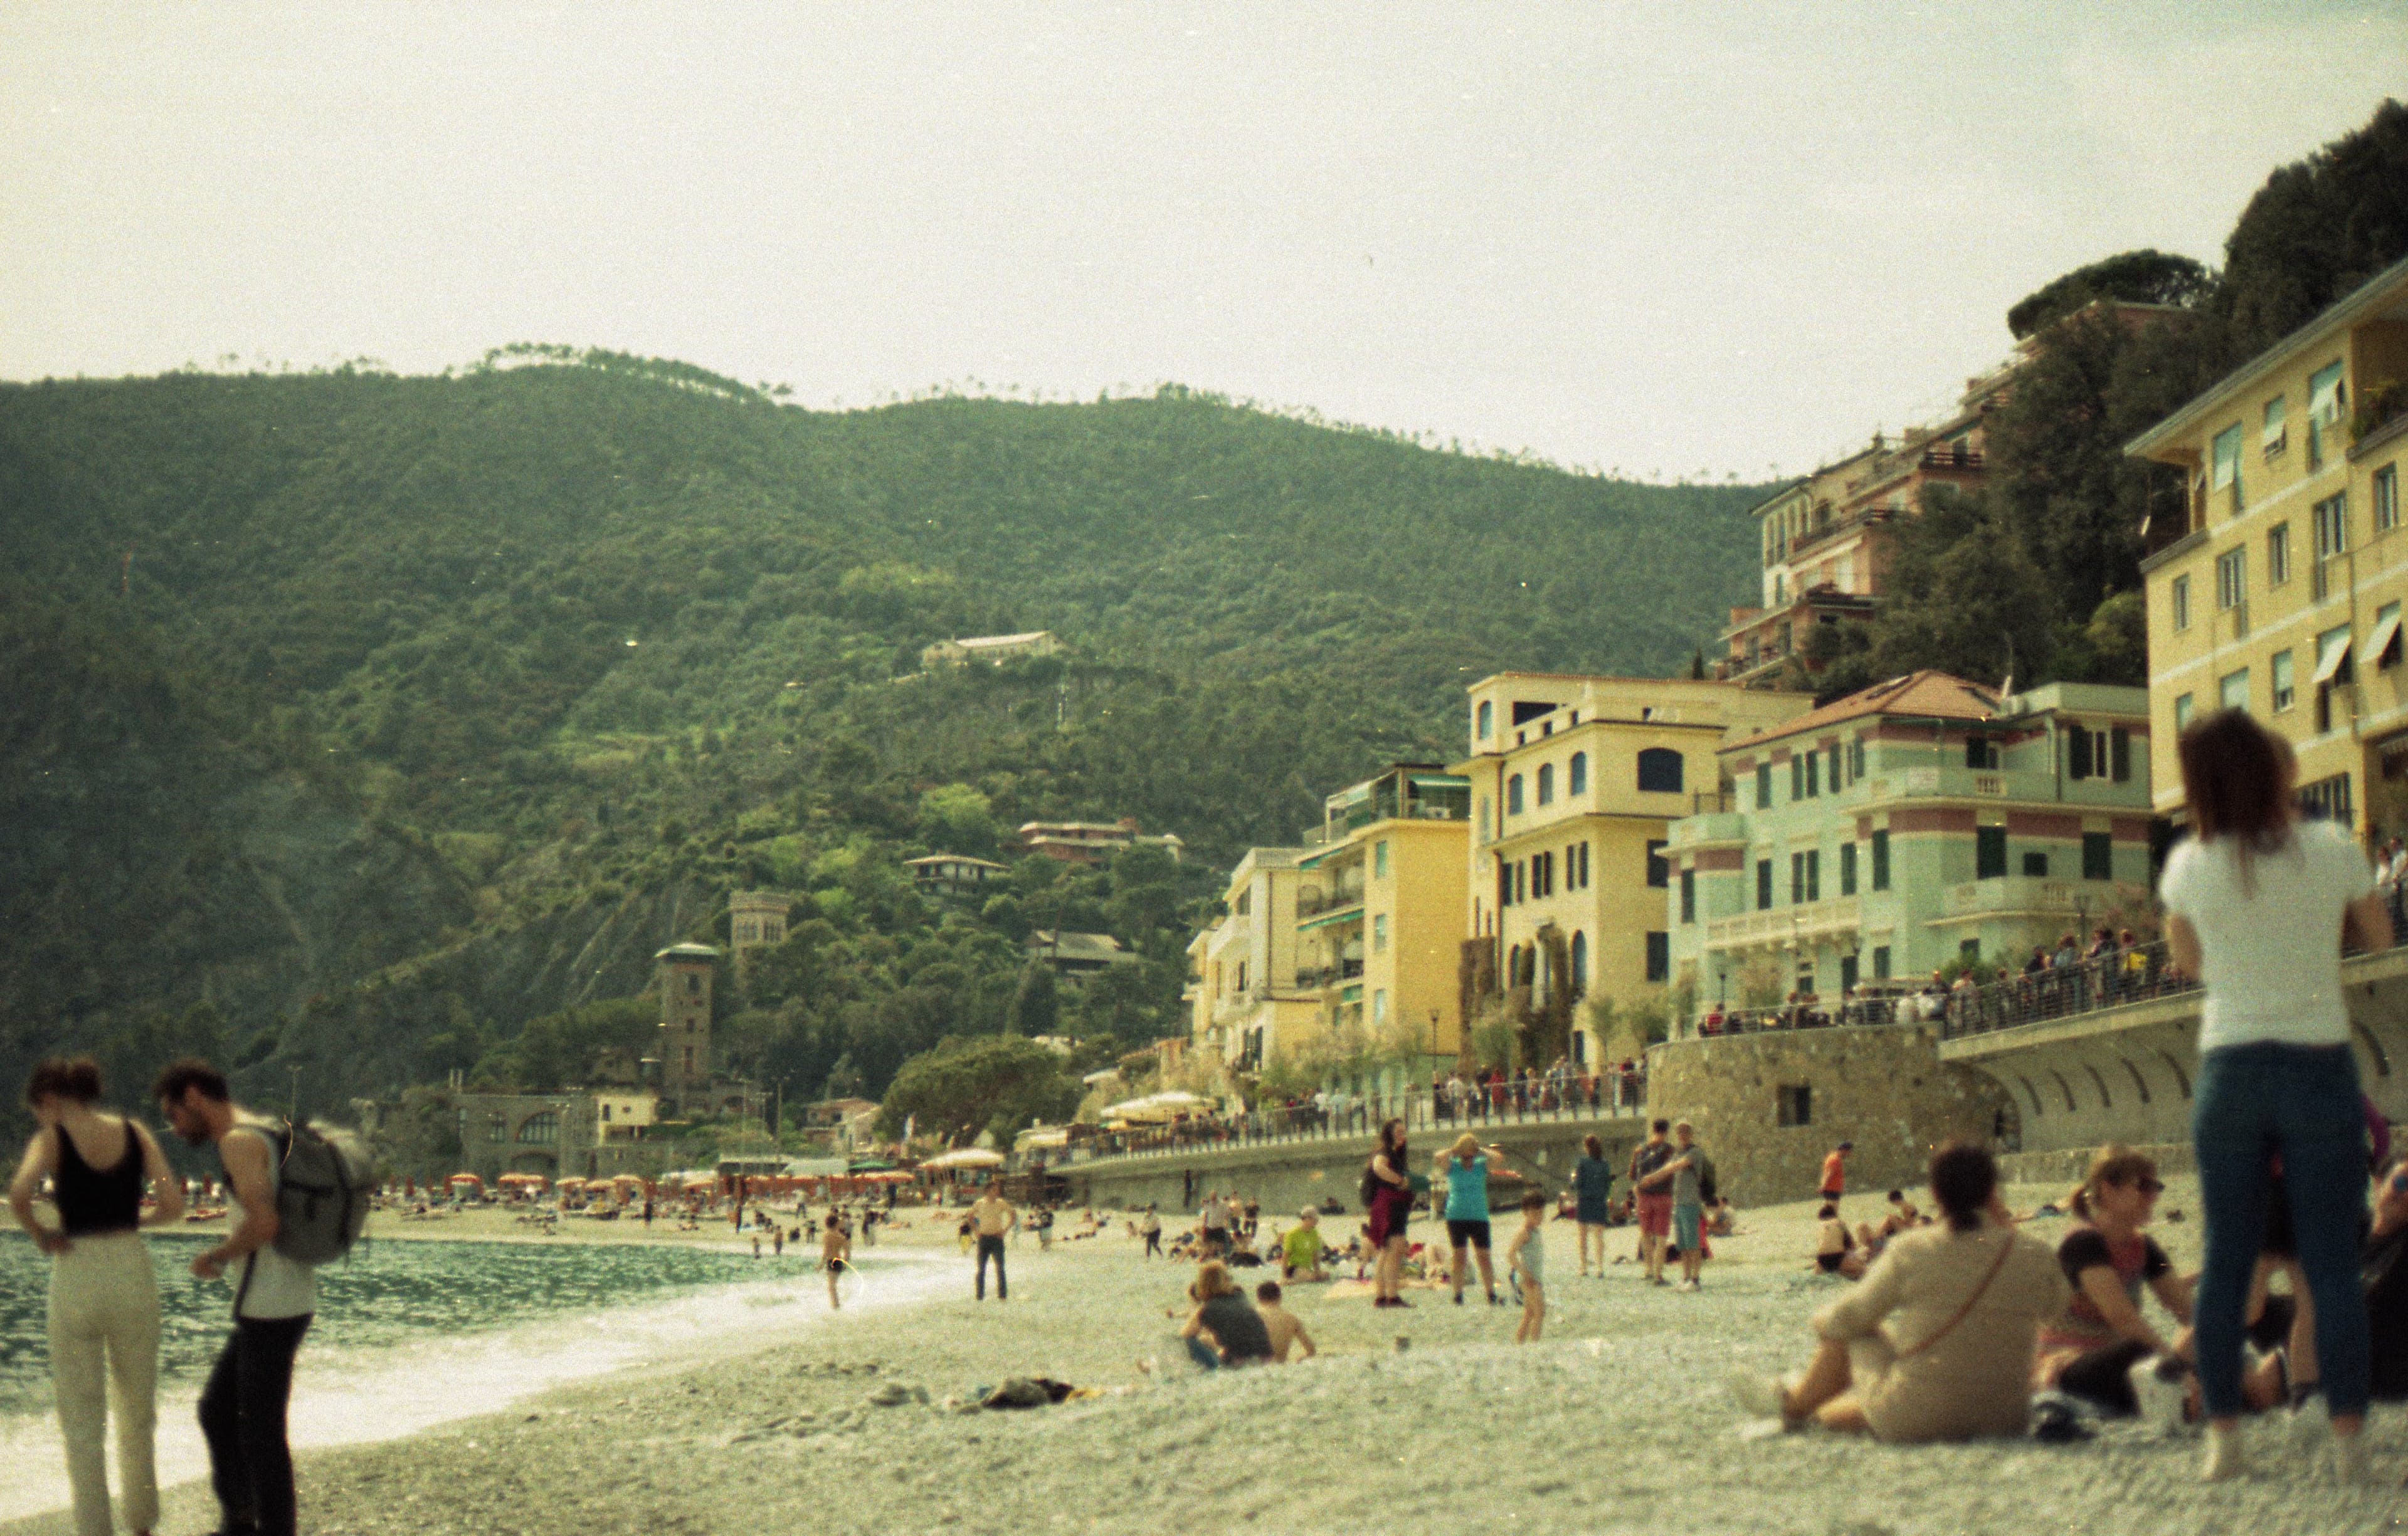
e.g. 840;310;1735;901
8;1182;2406;1535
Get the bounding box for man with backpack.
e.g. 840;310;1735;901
157;1057;359;1536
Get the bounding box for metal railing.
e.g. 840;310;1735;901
1052;1072;1650;1166
1936;940;2192;1041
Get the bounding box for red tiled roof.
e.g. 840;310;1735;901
1726;670;1998;750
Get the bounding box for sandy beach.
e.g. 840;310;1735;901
6;1181;2404;1536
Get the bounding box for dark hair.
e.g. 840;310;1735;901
2178;708;2294;886
1521;1191;1547;1213
151;1057;229;1106
2069;1144;2160;1223
1886;1189;1904;1202
26;1056;102;1107
1255;1280;1282;1303
1377;1118;1408;1164
1583;1134;1603;1159
1817;1202;1839;1219
1652;1118;1670;1134
1928;1141;1998;1233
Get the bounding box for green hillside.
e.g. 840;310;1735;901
0;365;1761;1124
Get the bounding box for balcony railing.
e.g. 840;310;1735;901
1706;895;1861;950
1294;959;1366;989
1294;885;1365;918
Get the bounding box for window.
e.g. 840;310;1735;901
2219;668;2249;712
1679;868;1696;923
2273;650;2296;712
1373;989;1388;1025
487;1114;507;1141
2307;359;2344;468
2314;493;2349;599
1871;945;1891;981
1790;754;1804;800
1777;1085;1812;1128
2375;601;2404;671
1840;954;1859;994
518;1113;557;1146
2175;693;2194;731
1756;859;1773;911
1514;861;1527;902
2379;465;2400;535
2069;726;2098;779
1847;738;1865;781
2315;624;2355;697
2083;832;2113;881
2215;546;2246;617
1536;763;1555;806
1839;841;1857;896
2171;575;2190;631
2298;771;2354;824
1371;913;1388;952
2022;851;2048;877
1570;932;1588;992
1790;849;1819;903
1497;862;1512;908
1870;830;1890;891
2268;522;2291;586
1568;752;1588;795
685;973;700;996
1533;852;1551;898
2212;423;2244;512
1975;826;2008;880
1476;700;1492;739
1373;839;1390;880
2110;726;2131;782
1805;751;1820;797
1645;932;1670;982
1965;735;2000;771
1755;762;1773;809
1637;748;1683;794
2263;394;2287;457
1645;840;1669;888
1829;742;1844;789
1506;774;1523;814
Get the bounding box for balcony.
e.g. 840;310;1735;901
1294;959;1365;990
1936;876;2149;923
1294;885;1365;920
1668;810;1748;848
1869;766;2018;801
1706;895;1861;951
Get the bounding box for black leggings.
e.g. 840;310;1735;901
2056;1338;2152;1416
198;1314;311;1536
976;1234;1007;1298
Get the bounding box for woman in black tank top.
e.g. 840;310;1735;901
9;1055;184;1536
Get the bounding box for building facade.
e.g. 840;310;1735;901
727;890;789;977
905;854;1007;897
1663;673;2155;1019
920;629;1062;668
1187;846;1324;1071
1454;674;1817;1063
2130;256;2408;841
1017;818;1185;865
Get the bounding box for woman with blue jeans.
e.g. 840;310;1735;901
2161;709;2389;1483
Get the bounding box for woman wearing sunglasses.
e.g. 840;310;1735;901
2033;1147;2199;1418
2161;708;2389;1482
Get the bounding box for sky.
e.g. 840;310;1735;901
2;2;2400;481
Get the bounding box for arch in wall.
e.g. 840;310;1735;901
2153;1048;2192;1098
1569;752;1588;795
2014;1074;2045;1117
2048;1070;2077;1113
2082;1064;2113;1111
2118;1056;2153;1105
2351;1018;2392;1078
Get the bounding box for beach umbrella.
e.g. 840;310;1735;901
920;1148;1006;1170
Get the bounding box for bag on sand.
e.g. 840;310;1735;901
269;1120;376;1265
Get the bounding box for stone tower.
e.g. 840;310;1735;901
655;943;721;1107
727;890;790;976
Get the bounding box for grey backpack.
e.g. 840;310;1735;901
270;1120;375;1265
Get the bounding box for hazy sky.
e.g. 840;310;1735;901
3;3;2399;479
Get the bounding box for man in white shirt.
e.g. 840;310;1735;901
157;1058;314;1536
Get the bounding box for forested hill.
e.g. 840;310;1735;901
0;364;1761;1120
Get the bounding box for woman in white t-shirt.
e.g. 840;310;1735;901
2158;709;2389;1483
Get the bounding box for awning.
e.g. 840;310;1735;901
2315;628;2355;684
1408;774;1469;790
1296;905;1364;932
2362;611;2403;673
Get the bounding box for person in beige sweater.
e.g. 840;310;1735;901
1730;1142;2068;1442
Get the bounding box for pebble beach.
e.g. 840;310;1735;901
5;1180;2404;1536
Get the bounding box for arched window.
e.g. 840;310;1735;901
1570;931;1588;993
1536;763;1555;805
1506;774;1524;814
1636;747;1684;794
517;1112;559;1146
1476;700;1493;739
1568;752;1588;796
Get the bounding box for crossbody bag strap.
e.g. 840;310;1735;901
1894;1231;2019;1361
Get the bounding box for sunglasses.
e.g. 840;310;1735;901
2131;1178;2166;1195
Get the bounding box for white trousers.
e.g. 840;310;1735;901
46;1232;161;1536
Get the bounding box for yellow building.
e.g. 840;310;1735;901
1186;846;1324;1072
2130;256;2408;838
1287;764;1471;1069
1452;674;1815;1064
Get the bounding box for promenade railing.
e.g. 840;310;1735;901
1936;940;2196;1041
1054;1071;1648;1165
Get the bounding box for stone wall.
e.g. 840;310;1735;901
1644;1026;2009;1207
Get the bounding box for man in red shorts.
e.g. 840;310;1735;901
1627;1119;1677;1286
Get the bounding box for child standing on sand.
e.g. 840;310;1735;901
821;1212;850;1310
1508;1192;1547;1342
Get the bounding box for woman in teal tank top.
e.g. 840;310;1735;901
1436;1132;1508;1305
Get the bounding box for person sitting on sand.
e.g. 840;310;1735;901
1729;1142;2067;1442
1508;1192;1548;1343
821;1212;850;1309
1708;1197;1738;1237
1254;1281;1316;1362
1282;1208;1329;1281
1814;1204;1862;1278
1179;1261;1275;1369
1883;1189;1924;1237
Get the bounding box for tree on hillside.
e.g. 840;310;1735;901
1003;959;1057;1036
2217;98;2408;355
874;1034;1082;1145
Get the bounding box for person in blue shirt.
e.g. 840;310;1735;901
1572;1133;1614;1277
1434;1132;1510;1305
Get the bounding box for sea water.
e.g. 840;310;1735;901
0;1229;943;1520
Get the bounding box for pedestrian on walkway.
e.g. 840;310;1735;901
155;1060;314;1536
2161;709;2390;1483
9;1057;183;1536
